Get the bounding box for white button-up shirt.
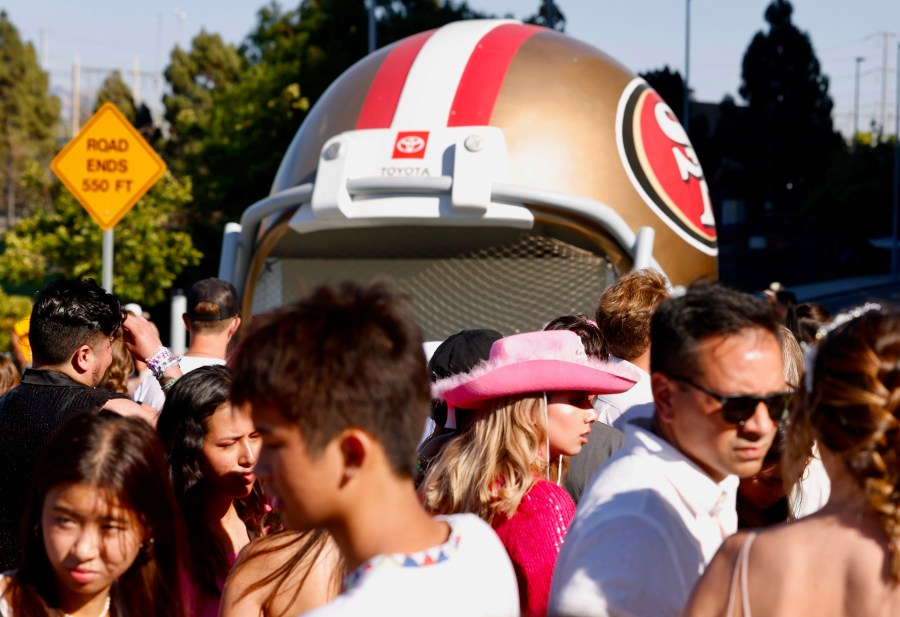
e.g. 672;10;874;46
593;359;654;431
549;418;739;617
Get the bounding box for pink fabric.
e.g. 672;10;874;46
182;551;239;617
433;331;638;408
491;480;576;617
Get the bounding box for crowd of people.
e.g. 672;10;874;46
0;270;898;616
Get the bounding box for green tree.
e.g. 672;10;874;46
94;70;137;123
738;0;840;210
0;172;201;305
376;1;488;45
0;10;61;227
524;0;565;31
163;31;244;177
640;66;685;121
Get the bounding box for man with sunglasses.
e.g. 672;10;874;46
549;283;786;617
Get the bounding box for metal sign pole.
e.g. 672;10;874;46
102;228;114;292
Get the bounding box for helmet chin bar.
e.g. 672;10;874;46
220;128;663;293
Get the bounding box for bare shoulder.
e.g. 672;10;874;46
101;398;159;425
221;530;342;617
683;531;755;617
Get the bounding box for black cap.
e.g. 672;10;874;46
428;329;502;427
186;278;240;322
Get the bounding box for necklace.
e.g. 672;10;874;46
64;595;111;617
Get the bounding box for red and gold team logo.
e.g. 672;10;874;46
392;131;429;159
616;78;717;254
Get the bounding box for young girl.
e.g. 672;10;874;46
0;411;186;617
422;330;637;617
156;364;268;617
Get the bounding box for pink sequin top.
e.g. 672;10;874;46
491;479;576;617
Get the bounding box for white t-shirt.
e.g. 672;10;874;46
133;355;226;411
304;513;520;617
593;359;653;431
0;574;12;616
549;419;739;617
791;443;831;518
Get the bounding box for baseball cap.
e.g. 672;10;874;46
186;278;240;322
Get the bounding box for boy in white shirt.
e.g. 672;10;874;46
229;281;520;617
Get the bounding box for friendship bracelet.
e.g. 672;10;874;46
146;346;180;379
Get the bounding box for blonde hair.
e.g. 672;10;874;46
785;307;900;578
779;325;803;390
421;394;547;522
99;331;135;395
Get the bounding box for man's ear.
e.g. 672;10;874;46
338;430;369;486
71;344;93;375
227;316;241;338
651;371;676;424
182;313;191;332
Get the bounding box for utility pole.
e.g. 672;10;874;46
893;42;900;275
683;0;691;134
880;32;895;135
366;0;376;54
855;56;865;141
133;57;140;104
72;55;81;136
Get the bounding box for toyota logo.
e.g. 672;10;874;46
396;135;426;154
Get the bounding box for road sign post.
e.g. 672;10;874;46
50;102;167;292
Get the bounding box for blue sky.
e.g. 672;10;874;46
3;0;899;136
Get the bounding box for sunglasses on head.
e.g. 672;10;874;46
667;374;792;425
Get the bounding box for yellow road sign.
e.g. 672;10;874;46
51;102;167;231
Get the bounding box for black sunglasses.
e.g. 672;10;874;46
667;374;792;425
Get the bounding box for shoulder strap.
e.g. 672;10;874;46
724;531;757;617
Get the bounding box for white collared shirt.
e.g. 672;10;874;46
548;419;739;617
593;358;654;431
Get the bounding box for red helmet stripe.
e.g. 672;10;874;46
447;24;543;127
357;30;436;129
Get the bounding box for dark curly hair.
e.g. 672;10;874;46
156;365;269;597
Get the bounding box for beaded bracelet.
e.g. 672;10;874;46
146;346;180;379
160;375;180;393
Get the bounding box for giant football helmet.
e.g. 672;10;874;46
221;19;717;340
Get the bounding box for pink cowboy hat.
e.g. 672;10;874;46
432;330;639;409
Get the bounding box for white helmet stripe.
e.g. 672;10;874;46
390;19;517;129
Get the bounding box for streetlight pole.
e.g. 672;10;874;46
366;0;376;54
855;56;865;141
683;0;691;134
892;43;899;275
